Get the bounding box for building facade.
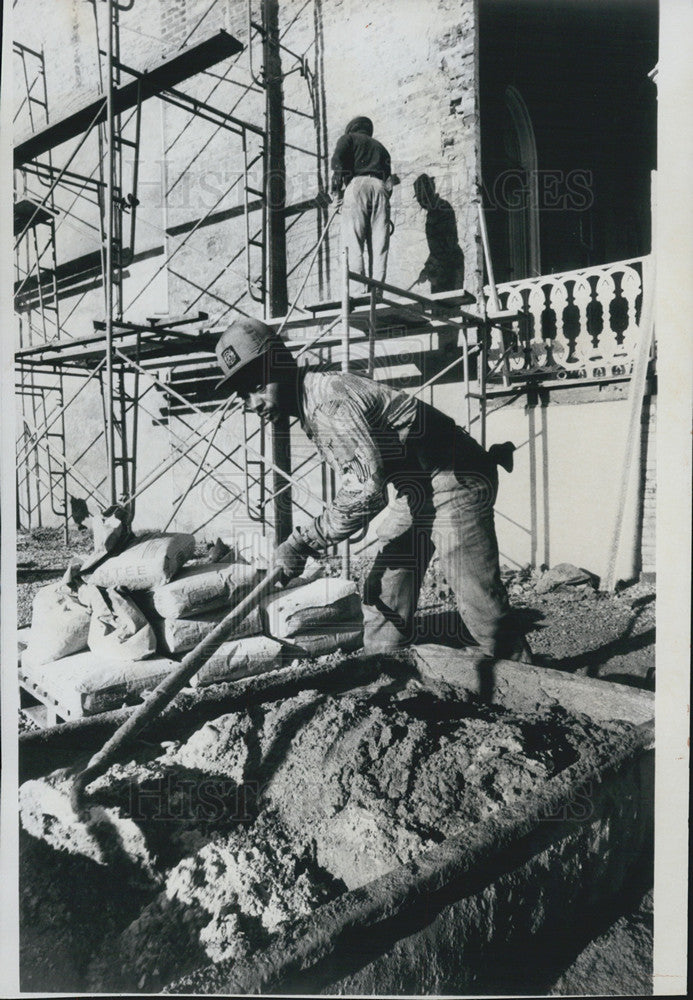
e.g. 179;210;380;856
13;0;658;581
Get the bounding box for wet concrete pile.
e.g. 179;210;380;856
21;670;635;993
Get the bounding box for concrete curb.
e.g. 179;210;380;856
210;650;655;995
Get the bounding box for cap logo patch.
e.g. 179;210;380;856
221;345;240;370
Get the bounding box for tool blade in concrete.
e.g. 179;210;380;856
19;772;161;886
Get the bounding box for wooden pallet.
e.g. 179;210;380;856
19;669;77;727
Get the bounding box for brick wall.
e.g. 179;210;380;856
277;0;483;305
13;0;483;537
156;0;483;325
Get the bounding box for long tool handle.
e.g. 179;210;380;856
72;566;284;802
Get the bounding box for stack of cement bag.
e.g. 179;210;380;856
136;560;364;685
20;533;195;717
136;560;284;687
260;577;364;657
19;530;364;718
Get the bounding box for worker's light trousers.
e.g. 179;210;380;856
362;456;530;661
341;175;390;283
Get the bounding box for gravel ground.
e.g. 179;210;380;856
16;526;93;629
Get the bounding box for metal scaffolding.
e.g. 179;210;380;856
13;0;515;558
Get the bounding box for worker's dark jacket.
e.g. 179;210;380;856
330;131;391;194
296;370;492;550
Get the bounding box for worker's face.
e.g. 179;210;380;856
238;380;282;423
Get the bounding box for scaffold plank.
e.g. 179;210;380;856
14;329;215;370
13;198;57;234
14;247;134;311
427;288;477;306
305;288;476;312
14;310;474;373
267;302;440;333
14;30;244;166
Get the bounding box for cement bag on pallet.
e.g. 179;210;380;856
190;635;283;688
88;532;196;591
20;647;178;718
153;605;264;655
87;586;157;661
261;577;363;640
285;629;364;658
143;562;264;618
24;582;92;665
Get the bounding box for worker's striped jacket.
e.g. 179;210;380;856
295;369;494;550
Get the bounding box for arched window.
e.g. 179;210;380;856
503;85;541;278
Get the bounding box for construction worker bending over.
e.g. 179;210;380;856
215;318;531;662
331;116;392;284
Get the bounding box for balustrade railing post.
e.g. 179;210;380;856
491;257;646;382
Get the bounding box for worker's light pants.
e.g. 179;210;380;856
362;463;531;661
341;175;390;283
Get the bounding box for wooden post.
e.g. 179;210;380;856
340;247;350;577
263;0;292;543
368;286;376;378
602;255;656;592
105;0;117;505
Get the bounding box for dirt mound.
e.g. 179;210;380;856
87;814;339;992
22;675;633;992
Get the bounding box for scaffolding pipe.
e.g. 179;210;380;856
412;353;465;398
17;413;111;506
70;377;155;470
340;248;350;372
124;401;239;502
117;349;326;505
13;98;107;249
367;286;376;378
477;202;510;388
461;326;471;430
480;323;488;448
163;396;233;531
273;205;338;337
124;155;262;314
247;0;263;89
294;313;342;358
16;359;106;464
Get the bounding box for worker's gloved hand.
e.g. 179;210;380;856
416;267;429;286
274;529;319;585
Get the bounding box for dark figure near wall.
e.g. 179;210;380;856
414;174;465;293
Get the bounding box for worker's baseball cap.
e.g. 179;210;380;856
215;318;282;391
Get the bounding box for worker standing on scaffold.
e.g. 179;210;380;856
214;318;532;663
331;116;393;284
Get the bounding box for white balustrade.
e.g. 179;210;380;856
484;256;648;381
